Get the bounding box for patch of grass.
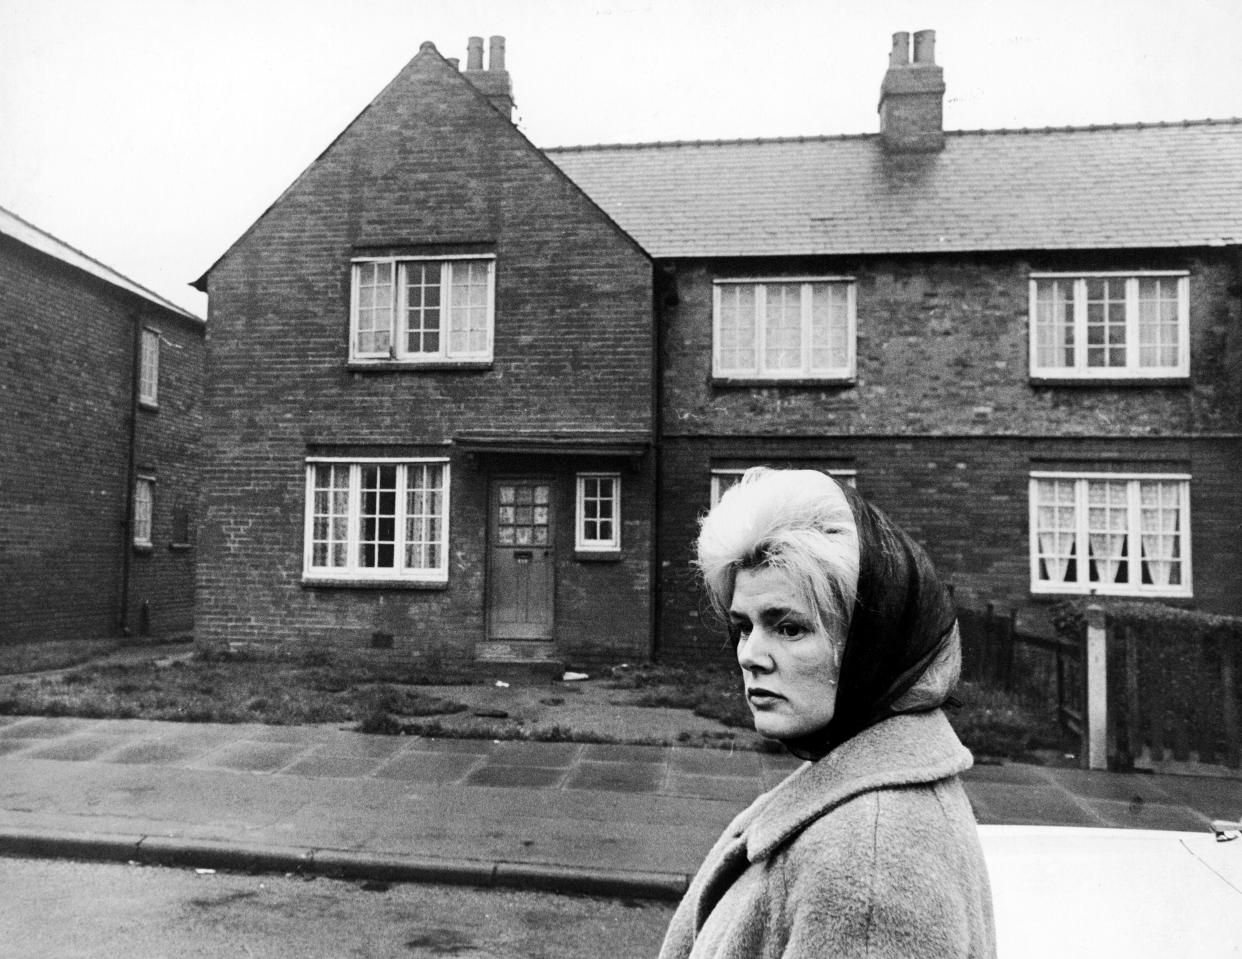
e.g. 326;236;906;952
0;640;124;676
614;662;753;730
0;646;470;727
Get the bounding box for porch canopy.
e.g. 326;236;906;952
452;430;651;469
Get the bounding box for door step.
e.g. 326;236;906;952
474;642;562;685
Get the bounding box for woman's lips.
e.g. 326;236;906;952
747;687;784;706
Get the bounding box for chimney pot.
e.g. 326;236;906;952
446;57;460;70
466;36;484;71
913;29;936;65
890;32;910;67
488;35;506;72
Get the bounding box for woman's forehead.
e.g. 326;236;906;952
729;566;811;613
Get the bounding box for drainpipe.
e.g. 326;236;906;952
119;313;141;636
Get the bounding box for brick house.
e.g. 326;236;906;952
193;39;655;675
550;30;1242;659
1;205;205;644
196;31;1240;673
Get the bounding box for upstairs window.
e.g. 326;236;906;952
304;459;449;583
576;473;620;551
713;278;855;381
133;476;155;547
350;257;494;364
1030;273;1189;379
1029;472;1191;598
139;328;160;406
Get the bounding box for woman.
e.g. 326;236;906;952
660;468;995;959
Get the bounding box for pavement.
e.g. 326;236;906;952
0;714;1238;900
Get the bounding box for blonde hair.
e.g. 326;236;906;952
696;468;860;638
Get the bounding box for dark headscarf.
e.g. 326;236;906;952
782;482;959;760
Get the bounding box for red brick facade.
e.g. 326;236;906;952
1;232;204;645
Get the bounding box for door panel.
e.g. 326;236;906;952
487;479;554;640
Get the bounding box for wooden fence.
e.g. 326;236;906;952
957;603;1241;773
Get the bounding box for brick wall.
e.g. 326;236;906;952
197;47;655;664
662;250;1241;436
0;236;204;644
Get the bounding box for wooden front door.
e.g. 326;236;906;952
487;479;554;640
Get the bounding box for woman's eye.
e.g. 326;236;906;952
731;621;752;640
777;621;805;638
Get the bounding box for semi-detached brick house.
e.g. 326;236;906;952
193;38;655;676
550;30;1242;660
196;30;1241;674
1;205;205;645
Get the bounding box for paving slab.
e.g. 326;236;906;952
580;743;669;764
564;761;665;793
484;741;582;767
0;717;95;739
374;751;483;782
1080;797;1212;832
665;772;764;803
22;735;131;762
967;782;1107;827
281;753;389;778
191;741;309;773
465;765;568;789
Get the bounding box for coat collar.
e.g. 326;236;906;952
739;710;972;863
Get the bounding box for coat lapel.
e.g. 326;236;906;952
744;710;972;863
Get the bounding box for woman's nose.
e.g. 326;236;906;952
737;628;775;672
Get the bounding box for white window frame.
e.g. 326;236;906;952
303;458;450;583
712;277;856;380
576;473;621;551
1029;471;1192;598
133;475;155;547
1029;271;1190;379
349;255;495;364
710;467;856;507
139;328;160;406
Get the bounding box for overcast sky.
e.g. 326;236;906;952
2;0;1240;317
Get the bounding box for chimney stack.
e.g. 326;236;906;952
877;29;945;153
464;34;514;120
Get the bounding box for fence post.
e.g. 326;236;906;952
1085;605;1108;771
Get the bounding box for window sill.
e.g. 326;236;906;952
169;543;194;552
301;577;449;591
348;360;493;373
712;376;856;389
1030;585;1193;600
1029;375;1190;388
139;400;159;412
132;543;154;555
575;549;622;562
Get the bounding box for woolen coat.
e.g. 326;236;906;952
659;710;996;959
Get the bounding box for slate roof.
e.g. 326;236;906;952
546;120;1242;257
0;204;202;321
